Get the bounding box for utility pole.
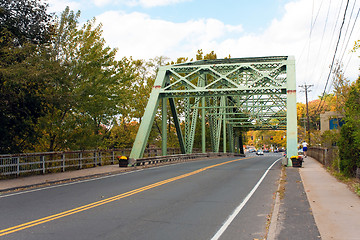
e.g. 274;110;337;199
299;84;313;145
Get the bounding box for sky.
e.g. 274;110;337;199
47;0;360;103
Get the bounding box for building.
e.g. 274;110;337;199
320;111;344;134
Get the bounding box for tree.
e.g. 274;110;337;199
0;0;54;153
35;7;136;151
338;78;360;176
0;0;53;46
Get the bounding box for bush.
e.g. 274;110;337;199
338;79;360;177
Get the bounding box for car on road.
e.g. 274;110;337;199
256;149;264;155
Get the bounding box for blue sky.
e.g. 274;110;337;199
83;0;290;31
48;0;360;103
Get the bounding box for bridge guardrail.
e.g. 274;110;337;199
0;149;129;177
1;149;242;178
131;152;242;166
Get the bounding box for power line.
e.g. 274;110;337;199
315;0;350;116
338;0;357;62
311;0;332;95
340;6;360;64
314;0;344;95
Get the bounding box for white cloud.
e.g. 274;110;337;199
47;0;81;13
96;11;243;60
92;0;113;7
127;0;192;8
87;0;192;8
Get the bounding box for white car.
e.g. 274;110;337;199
256;149;264;155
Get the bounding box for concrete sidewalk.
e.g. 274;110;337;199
268;156;360;240
300;157;360;240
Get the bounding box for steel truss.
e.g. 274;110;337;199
130;56;297;166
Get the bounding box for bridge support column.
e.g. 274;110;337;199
222;96;226;153
202;97;206;153
286;56;298;166
162;97;167;156
239;133;244;154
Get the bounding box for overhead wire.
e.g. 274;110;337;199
338;0;357;63
341;4;360;66
307;0;343;98
315;0;350;115
344;6;360;73
310;0;331;95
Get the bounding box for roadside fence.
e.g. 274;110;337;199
308;147;339;168
0;148;207;178
308;146;360;179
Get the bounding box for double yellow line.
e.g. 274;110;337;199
0;157;248;237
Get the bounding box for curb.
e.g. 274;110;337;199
267;166;285;240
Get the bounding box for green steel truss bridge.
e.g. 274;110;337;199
129;56;297;166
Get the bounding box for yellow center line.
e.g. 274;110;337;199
0;157;250;236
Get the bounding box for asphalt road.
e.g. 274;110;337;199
0;154;283;240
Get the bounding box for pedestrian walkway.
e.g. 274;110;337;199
268;158;321;240
268;156;360;240
300;157;360;240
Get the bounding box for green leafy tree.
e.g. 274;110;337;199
0;0;54;153
36;7;135;151
338;78;360;176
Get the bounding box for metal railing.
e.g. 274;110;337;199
307;147;338;168
308;146;360;179
0;148;214;177
132;152;239;166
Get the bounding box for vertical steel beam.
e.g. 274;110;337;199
202;97;206;153
286;56;298;166
207;97;216;152
228;125;234;153
184;96;190;153
201;74;206;153
130;67;168;160
222;96;226;153
239;133;244;154
169;98;185;153
162;97;167;156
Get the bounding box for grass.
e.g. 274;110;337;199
277;165;287;200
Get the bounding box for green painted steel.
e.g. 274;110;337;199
161;97;167;156
168;98;185;154
129;56;298;164
285;56;298;166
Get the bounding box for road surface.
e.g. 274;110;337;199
0;154;282;240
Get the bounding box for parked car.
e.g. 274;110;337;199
263;149;269;153
256;149;264;155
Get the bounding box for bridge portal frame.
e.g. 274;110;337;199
129;56;297;166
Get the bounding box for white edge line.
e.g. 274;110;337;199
210;158;281;240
